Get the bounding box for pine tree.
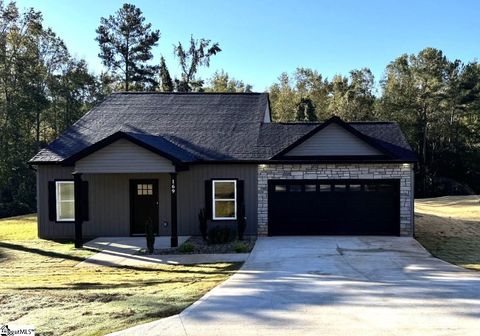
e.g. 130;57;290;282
159;56;174;92
95;3;160;91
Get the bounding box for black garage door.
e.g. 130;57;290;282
268;179;400;236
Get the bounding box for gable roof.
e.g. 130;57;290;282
273;116;396;159
30;92;417;164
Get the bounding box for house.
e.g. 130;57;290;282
29;92;417;247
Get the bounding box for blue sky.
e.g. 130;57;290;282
15;0;480;91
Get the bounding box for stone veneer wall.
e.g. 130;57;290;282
257;163;414;236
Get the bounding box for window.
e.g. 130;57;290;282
56;181;74;222
319;184;331;192
305;184;316;192
289;185;302;192
365;184;393;192
137;184;153;195
349;184;362;191
334;184;347;191
212;180;237;220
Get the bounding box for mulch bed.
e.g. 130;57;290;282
152;236;257;255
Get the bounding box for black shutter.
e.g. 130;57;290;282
237;180;245;219
205;180;212;220
48;181;56;221
82;181;89;221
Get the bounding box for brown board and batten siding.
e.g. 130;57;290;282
37;165;173;238
37;164;258;239
37;165;76;238
285;123;383;156
177;164;258;235
75;139;175;173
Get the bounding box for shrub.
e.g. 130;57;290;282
145;218;155;254
207;226;236;245
233;241;249;253
179;242;195;253
198;208;208;240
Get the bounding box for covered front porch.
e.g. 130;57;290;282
72;172;181;248
68;133;189;248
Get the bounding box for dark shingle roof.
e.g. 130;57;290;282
30;92;416;164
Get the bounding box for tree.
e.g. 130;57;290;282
294;68;330;120
0;2;99;217
268;72;298;121
295;97;316;121
379;48;461;194
159;56;173;92
328;69;375;121
173;35;221;92
205;70;252;92
269;68;330;122
95;3;160;91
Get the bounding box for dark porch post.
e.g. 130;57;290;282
170;172;178;247
73;173;84;248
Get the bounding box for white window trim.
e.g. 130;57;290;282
212;180;237;220
56;181;75;222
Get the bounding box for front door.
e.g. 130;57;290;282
130;179;159;235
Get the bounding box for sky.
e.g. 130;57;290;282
15;0;480;91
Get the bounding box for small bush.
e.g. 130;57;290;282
145;218;155;254
207;226;236;245
179;242;195;253
233;241;249;253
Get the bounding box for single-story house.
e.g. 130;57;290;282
29;92;417;247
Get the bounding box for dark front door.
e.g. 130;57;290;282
130;179;159;235
268;179;400;236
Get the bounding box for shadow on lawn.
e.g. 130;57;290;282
0;241;241;274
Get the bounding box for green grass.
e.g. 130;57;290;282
0;214;241;335
0;214;38;240
415;196;480;271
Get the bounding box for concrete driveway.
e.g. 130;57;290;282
110;237;480;336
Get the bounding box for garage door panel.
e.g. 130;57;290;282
268;179;399;236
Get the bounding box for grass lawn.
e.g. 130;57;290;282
0;214;241;336
415;195;480;271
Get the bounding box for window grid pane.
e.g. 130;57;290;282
319;184;331;192
214;181;235;199
289;185;302;192
137;184;154;196
214;200;235;218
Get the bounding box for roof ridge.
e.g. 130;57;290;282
271;121;396;125
112;91;266;95
348;121;395;124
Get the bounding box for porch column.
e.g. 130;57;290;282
73;173;84;248
170;173;178;247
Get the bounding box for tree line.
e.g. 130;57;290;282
268;49;480;196
0;2;245;217
0;1;478;217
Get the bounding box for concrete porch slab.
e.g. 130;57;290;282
76;236;189;267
